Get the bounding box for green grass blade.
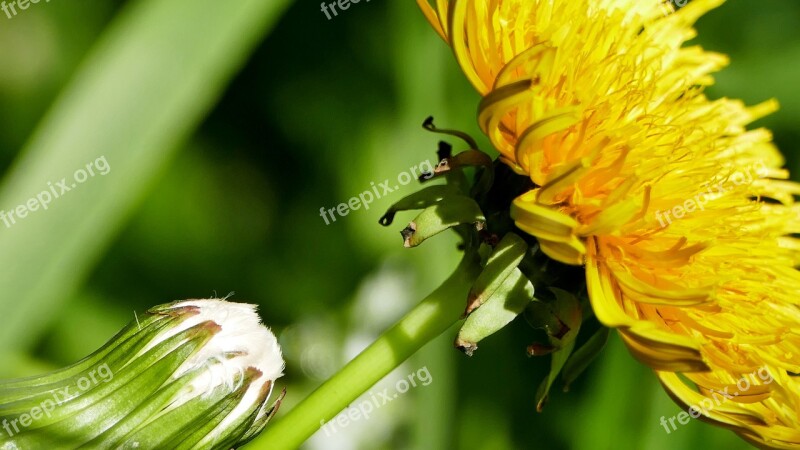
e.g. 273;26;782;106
0;0;292;351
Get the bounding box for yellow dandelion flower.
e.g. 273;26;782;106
418;0;800;446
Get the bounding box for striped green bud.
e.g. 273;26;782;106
0;299;285;449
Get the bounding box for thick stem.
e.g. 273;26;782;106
252;253;480;450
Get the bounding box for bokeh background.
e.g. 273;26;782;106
0;0;798;449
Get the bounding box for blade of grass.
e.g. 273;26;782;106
0;0;292;351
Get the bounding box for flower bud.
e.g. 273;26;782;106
0;299;285;449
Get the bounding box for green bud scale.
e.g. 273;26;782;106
0;299;285;449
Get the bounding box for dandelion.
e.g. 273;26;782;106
0;299;285;449
252;2;799;448
417;0;800;446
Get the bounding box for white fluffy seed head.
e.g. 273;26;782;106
168;299;284;383
140;299;285;434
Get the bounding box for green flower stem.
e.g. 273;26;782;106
253;252;481;450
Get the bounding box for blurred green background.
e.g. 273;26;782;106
0;0;797;449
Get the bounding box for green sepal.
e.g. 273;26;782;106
450;150;494;197
524;288;581;348
3;321;219;448
528;288;582;412
0;315;202;415
534;339;576;412
455;268;534;356
546;288;582;346
0;309;179;398
124;367;257;449
561;326;610;392
465;232;528;315
378;185;458;226
419;151;494;200
200;384;285;450
82;363;202;446
235;387;286;447
401;197;486;248
169;369;267;450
